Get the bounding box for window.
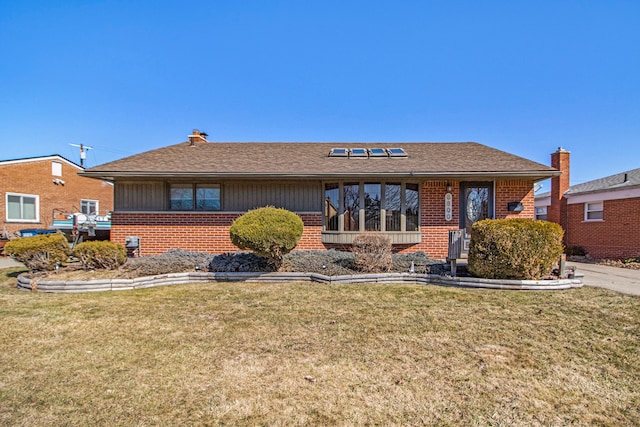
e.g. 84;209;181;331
324;183;339;231
343;183;360;231
6;193;39;222
170;184;220;211
585;201;603;221
405;183;419;231
52;161;62;176
81;200;98;215
324;182;419;233
385;183;402;231
364;183;381;231
535;206;547;220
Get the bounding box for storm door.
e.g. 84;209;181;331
459;182;494;236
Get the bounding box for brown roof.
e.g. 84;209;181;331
82;141;558;181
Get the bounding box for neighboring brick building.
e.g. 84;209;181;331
81;130;559;258
0;155;114;237
535;148;640;259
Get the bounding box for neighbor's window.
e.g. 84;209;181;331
81;199;98;215
52;161;62;177
585;201;603;221
170;184;220;211
325;182;419;233
6;193;39;222
535;206;547;220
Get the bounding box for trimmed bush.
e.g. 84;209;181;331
352;233;393;273
74;241;127;270
468;218;564;280
229;206;304;269
4;233;71;271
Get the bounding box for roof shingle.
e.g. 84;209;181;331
82;141;558;180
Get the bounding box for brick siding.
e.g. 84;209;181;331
565;198;640;259
111;179;535;259
0;159;114;236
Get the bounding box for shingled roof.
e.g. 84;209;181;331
565;167;640;196
82;140;558;181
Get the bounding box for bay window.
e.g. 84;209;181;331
323;182;420;243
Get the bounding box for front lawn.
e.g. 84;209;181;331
0;267;638;426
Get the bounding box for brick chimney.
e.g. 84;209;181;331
188;129;209;145
548;147;570;225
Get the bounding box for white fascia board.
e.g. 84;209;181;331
534;196;551;207
0;155;83;170
567;187;640;204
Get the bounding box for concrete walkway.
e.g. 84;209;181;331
568;261;640;296
0;256;24;269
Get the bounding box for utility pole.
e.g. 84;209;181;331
69;143;93;167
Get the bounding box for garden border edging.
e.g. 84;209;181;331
17;271;582;293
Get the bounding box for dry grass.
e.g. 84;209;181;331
1;266;639;426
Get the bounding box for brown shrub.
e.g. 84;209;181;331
352;233;392;273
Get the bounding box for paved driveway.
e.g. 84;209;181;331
568;262;640;296
0;257;24;269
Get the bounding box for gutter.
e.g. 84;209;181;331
80;170;561;182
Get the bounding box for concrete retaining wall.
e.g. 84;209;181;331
17;271;582;293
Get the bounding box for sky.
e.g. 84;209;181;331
1;1;638;190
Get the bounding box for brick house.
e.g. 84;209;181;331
535;148;640;259
0;155;114;237
81;130;558;258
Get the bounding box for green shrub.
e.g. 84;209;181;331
74;241;127;270
229;206;304;269
4;233;71;271
467;218;564;280
352;233;393;273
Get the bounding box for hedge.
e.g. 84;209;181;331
4;233;71;271
467;218;564;280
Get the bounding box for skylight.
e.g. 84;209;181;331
349;148;368;157
329;148;348;157
369;148;388;157
328;147;408;158
387;148;408;157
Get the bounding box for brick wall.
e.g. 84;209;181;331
110;179;535;259
0;158;114;236
111;212;325;256
565;198;640;259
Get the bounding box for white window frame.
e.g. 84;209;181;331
535;206;547;220
6;192;40;223
81;199;99;215
584;201;603;222
52;161;62;177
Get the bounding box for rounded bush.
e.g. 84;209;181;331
4;233;71;271
74;241;127;270
468;218;564;280
229;206;304;268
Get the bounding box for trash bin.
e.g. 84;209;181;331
19;229;58;237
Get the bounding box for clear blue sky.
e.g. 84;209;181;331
1;1;638;189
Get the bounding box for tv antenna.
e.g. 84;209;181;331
69;143;93;167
